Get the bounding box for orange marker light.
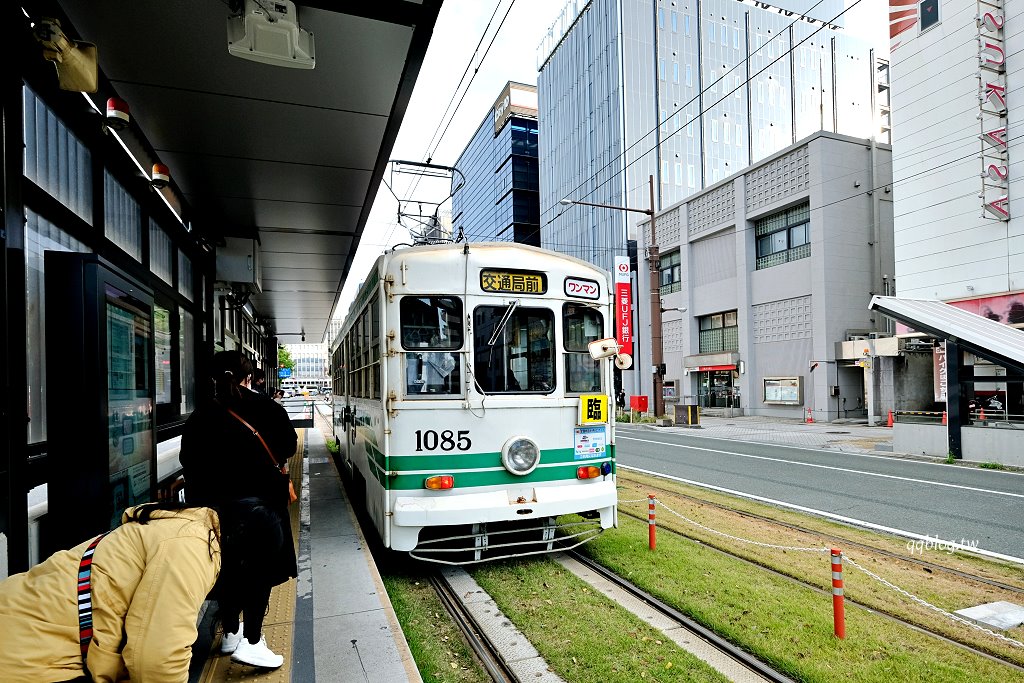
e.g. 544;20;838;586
576;466;601;479
424;475;454;490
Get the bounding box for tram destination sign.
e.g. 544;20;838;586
480;269;547;294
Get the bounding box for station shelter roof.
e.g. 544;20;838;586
50;0;442;344
869;296;1024;373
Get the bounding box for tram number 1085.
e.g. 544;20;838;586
414;429;472;452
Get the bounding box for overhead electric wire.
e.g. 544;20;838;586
523;0;1015;249
428;0;518;162
418;0;506;165
509;121;1024;257
387;0;520;248
537;0;840;226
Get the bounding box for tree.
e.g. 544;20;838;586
278;345;296;373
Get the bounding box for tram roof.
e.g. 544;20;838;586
869;296;1024;372
51;0;442;344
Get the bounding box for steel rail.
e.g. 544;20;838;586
566;550;796;683
627;481;1024;595
429;572;519;683
615;504;1024;671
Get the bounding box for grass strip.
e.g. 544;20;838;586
583;515;1024;682
617;470;1024;663
382;573;490;683
471;557;731;683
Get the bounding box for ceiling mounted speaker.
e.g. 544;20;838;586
35;18;98;93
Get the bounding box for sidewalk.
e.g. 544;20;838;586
638;414;913;458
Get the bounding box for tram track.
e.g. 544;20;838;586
562;550;794;683
430;571;520;683
615;489;1024;670
627;479;1024;595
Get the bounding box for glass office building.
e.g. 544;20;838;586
537;0;879;271
452;82;541;245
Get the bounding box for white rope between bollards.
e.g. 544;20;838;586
657;499;830;553
844;556;1024;649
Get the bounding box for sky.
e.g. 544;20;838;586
329;0;887;328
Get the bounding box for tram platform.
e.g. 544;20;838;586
192;427;421;683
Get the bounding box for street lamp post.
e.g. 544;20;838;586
560;174;664;417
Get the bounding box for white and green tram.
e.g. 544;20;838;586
329;242;622;563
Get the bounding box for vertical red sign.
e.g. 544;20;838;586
614;256;633;356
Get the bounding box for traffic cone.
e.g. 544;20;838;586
806;407;814;424
941;410;947;426
979;406;986;421
886;410;894;428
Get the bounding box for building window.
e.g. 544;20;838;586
104;171;142;261
178;251;193;301
23;86;93;223
698;310;738;353
150;219;173;284
919;0;939;31
755;202;811;270
659;250;681;294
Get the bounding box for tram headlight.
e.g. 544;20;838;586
501;436;540;476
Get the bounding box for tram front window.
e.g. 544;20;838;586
401;296;463;396
474;306;554;393
563;303;604;393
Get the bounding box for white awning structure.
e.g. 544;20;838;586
869;296;1024;371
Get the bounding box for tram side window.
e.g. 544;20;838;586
563;304;604;393
474;306;555;393
401;296;463;396
370;294;381;399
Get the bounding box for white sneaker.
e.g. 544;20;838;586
231;635;284;669
220;623;243;654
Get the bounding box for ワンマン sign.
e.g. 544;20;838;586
979;0;1009;220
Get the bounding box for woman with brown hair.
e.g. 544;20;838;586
179;350;298;669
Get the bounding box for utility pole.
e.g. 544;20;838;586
647;175;664;418
559;175;663;416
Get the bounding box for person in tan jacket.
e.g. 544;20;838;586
0;499;280;682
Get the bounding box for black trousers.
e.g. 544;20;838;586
220;584;272;644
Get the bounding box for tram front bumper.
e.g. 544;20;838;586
392;479;617;529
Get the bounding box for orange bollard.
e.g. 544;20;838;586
831;548;846;639
648;494;657;551
886;410;894;428
941;410;947;425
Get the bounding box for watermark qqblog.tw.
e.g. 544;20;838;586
906;535;980;555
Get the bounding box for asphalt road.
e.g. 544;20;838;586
614;426;1024;561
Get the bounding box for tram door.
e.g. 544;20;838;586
43;254;156;554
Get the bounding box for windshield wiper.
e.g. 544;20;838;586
487;300;519;346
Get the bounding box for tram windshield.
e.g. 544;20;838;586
401;296;463;395
563;303;604;393
474;306;555;393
